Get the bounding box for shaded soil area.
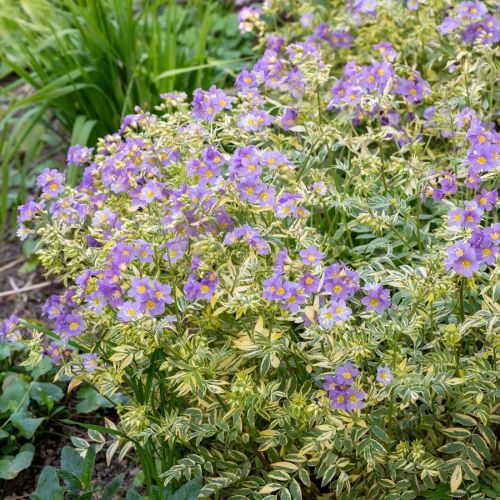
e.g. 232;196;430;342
0;240;62;321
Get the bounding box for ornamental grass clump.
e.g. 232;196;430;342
7;0;500;498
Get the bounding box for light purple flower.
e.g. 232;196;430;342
361;284;391;314
345;387;365;411
299;246;324;266
83;353;98;373
376;366;393;385
117;301;144;322
335;362;359;386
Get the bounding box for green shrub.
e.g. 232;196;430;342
7;0;500;498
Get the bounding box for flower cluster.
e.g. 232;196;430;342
438;1;500;45
426;113;500;277
323;362;365;411
1;314;21;342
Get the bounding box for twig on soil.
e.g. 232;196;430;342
0;256;24;274
0;280;54;298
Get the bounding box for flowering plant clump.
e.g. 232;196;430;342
9;0;500;498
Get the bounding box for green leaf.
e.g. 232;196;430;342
0;381;30;412
30;382;64;405
81;446;96;488
76;386;115;413
173;476;202;500
31;357;53;379
0;443;35;480
437;442;465;454
466;446;484;470
0;341;17;360
11;410;44;439
371;425;392;443
289;478;302;500
453;414;477;427
280;488;292;500
125;490;144;500
102;472;125;500
31;466;65;500
442;428;471;439
61;445;85;477
60;419;137;444
58;469;83;492
477;425;496;450
471;434;491;461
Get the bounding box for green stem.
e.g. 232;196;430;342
459;278;465;323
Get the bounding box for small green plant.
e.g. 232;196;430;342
31;445;123;500
0;341;64;480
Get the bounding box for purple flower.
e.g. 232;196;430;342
235;69;262;90
448;208;465;227
468;145;497;172
129;277;151;301
361;284;391;314
445;241;480;277
183;272;217;301
329;388;348;411
1;314;21;342
238;110;274;132
335;362;359;385
262;276;290;301
117;300;144;322
475;189;497;211
37;168;64;198
139;180;164;204
198;273;218;300
465;169;482;190
345;387;365;411
310;182;327;195
281;282;307;313
299;11;313;27
323;375;337;392
299;246;324;266
133;239;154;264
331;300;352;322
83;353;98;373
87;291;107;313
373;42;398;61
46;343;74;365
432;172;457;201
486;223;500;246
438;16;461;35
163;239;187;264
376;366;393;385
192;85;232;121
457;2;487;20
282;108;298;130
299;272;320;295
319;300;352;327
18;200;44;224
67;145;93;166
56;313;85;342
462;201;484;228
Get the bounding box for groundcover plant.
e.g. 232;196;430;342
4;0;499;498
